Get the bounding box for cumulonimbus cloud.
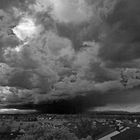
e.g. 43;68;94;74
0;0;140;113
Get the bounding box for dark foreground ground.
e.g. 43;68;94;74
0;113;140;140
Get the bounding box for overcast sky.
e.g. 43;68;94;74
0;0;140;113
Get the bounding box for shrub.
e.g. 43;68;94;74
75;119;94;139
18;125;79;140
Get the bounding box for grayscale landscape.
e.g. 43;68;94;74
0;0;140;139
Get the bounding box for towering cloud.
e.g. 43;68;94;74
0;0;140;113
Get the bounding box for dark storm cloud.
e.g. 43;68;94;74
6;92;106;114
99;0;140;67
55;0;140;68
105;86;140;105
56;0;117;50
1;0;140;113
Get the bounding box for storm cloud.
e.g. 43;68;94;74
0;0;140;113
99;0;140;67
